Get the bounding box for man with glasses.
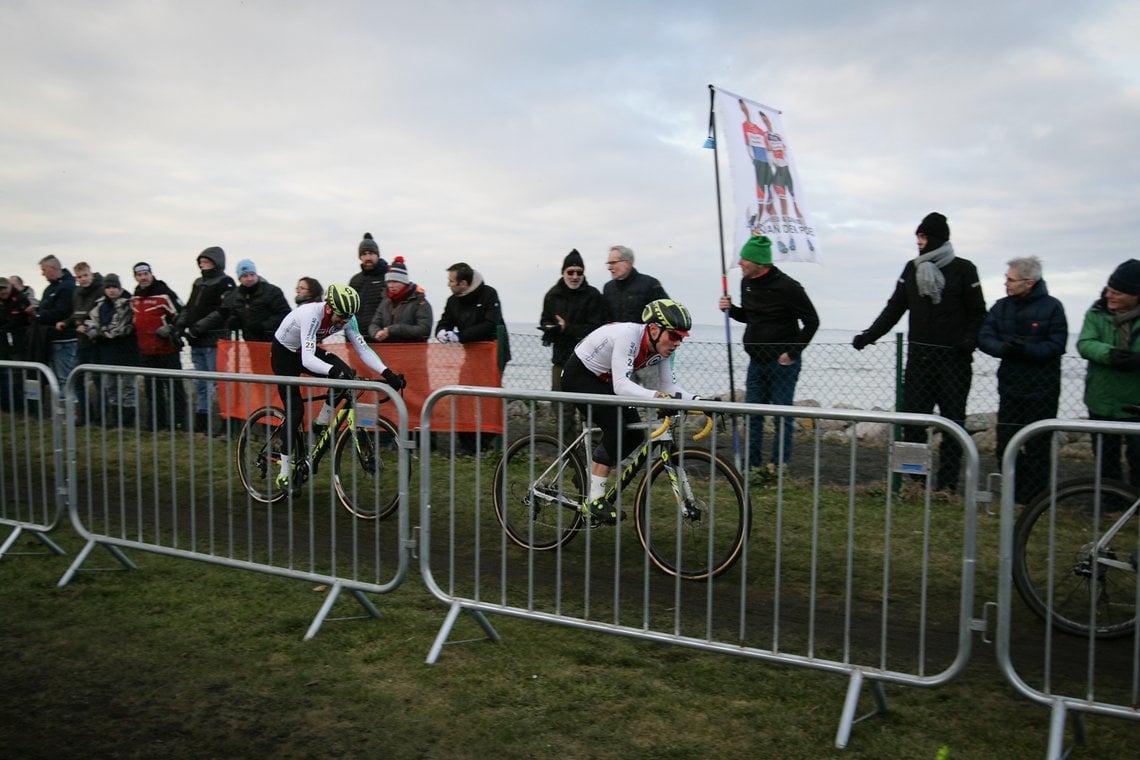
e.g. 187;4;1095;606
602;245;669;323
561;299;698;524
719;235;819;478
977;256;1067;503
539;248;605;391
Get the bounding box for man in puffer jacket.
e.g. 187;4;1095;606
174;246;235;433
978;256;1068;503
201;258;290;343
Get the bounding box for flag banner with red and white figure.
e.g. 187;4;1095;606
713;86;820;263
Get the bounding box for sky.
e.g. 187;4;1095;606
2;0;1138;339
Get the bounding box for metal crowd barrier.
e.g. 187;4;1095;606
996;418;1140;759
0;360;66;559
417;387;980;748
57;365;412;639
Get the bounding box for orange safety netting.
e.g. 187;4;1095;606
215;340;504;433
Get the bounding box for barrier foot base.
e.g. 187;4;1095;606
56;540;137;587
0;525;65;560
835;670;888;749
425;602;500;665
303;582;383;641
1047;699;1085;760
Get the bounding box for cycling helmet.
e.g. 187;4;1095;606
641;299;692;333
325;284;361;317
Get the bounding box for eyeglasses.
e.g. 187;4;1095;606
606;259;626;266
1005;277;1029;284
564;269;583;276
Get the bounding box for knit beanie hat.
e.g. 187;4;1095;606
103;273;122;289
740;235;773;265
358;232;380;256
236;259;257;277
916;212;950;246
385;256;410;284
562;248;584;272
1108;259;1140;296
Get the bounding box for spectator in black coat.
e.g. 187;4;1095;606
174;246;235;433
349;232;388;338
539;249;605;391
602;245;668;323
204;259;290;342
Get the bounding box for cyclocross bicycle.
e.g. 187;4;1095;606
1012;476;1139;638
492;409;750;581
236;386;400;520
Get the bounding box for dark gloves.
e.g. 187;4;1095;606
851;333;872;351
328;365;356;381
184;325;199;341
381;368;407;392
155;324;173;339
1109;348;1140;371
1003;338;1025;358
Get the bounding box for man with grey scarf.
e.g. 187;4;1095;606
1077;259;1140;486
851;212;987;493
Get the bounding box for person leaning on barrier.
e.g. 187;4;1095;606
369;256;433;343
560;299;699;524
294;277;323;306
1076;259;1140;487
270;284;406;488
539;248;605;391
977;256;1068;504
851;212;986;494
719;234;819;475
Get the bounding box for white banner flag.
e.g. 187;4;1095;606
713;87;820;263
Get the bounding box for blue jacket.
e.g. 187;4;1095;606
978;279;1068;399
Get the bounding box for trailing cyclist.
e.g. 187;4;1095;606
270;284;406;487
560;298;699;523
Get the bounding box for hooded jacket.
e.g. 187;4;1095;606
175;247;235;347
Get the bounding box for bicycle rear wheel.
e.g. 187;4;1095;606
636;449;749;581
492;433;586;550
332;417;400;520
1012;478;1138;638
236;408;288;504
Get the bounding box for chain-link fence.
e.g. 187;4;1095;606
502;330;1089;421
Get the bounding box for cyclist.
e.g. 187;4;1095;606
270;283;406;487
560;298;699;523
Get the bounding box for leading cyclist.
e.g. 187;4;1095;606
270;284;406;487
560;298;699;523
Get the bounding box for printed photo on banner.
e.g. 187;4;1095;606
713;86;820;264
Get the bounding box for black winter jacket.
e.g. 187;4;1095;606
204;279;291;342
862;251;987;354
349;262;389;337
977;279;1068;399
435;277;504;343
176;267;236;347
727;266;819;363
602;268;668;323
37;269;78;342
540;278;606;366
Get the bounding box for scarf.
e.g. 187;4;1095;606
914;242;956;304
1113;304;1140;349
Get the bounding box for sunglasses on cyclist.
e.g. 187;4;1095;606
666;329;688;342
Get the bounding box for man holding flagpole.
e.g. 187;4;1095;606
719;234;819;477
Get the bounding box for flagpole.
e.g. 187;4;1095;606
707;84;742;470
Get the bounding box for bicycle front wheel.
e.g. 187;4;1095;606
1012;478;1138;638
332;417;400;520
492;433;586;551
636;449;750;581
236;408;288;504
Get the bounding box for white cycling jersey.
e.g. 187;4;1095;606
572;322;695;400
273;301;389;377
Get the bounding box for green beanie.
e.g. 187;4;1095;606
740;235;773;265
